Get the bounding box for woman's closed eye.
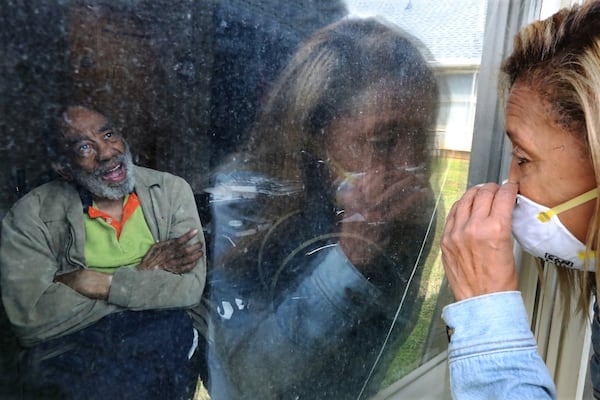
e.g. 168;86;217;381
511;145;530;166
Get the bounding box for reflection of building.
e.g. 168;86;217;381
346;0;487;156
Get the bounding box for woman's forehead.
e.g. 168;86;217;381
505;83;590;159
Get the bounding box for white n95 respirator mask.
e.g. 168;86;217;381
511;188;597;271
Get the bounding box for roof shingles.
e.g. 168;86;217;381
346;0;487;64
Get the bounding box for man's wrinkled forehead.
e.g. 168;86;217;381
59;106;110;142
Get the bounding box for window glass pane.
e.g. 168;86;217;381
0;1;487;398
436;72;478;153
445;73;477;99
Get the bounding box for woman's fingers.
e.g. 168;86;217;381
441;181;518;300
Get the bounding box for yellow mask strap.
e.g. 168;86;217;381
537;188;598;223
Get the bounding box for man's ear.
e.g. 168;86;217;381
51;161;73;181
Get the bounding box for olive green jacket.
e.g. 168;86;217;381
0;166;206;347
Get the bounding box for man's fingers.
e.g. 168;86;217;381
164;252;203;273
162;241;204;269
150;232;203;258
167;242;204;260
184;242;204;255
166;241;204;260
139;230;203;272
166;262;196;274
175;229;200;245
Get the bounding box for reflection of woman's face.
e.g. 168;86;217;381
326;87;431;178
325;86;434;225
505;82;596;242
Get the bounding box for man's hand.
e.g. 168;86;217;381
137;229;204;274
440;181;519;301
55;270;112;300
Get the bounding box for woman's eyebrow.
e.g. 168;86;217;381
505;130;523;147
506;130;539;159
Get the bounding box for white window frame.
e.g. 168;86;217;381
470;1;592;399
376;0;591;398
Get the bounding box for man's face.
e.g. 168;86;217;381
58;106;135;200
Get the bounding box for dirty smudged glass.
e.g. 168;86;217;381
0;1;484;399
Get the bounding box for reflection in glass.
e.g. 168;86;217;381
0;1;489;398
197;17;440;399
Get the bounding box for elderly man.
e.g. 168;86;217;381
0;105;206;399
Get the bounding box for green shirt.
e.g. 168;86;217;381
84;194;155;273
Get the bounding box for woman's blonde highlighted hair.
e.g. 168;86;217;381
501;0;600;314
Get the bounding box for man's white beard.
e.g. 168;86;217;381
72;143;136;200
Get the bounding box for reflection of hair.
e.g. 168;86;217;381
216;17;439;278
237;17;438;215
501;1;600;314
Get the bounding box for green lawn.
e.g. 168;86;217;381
194;156;471;399
380;156;470;386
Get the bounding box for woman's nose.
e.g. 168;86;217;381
368;153;388;173
508;157;520;182
368;144;391;171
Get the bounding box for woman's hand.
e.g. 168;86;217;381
337;169;428;269
441;181;519;301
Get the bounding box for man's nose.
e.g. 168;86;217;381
97;142;119;161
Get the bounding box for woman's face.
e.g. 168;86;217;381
326;87;431;177
325;86;434;225
505;82;596;242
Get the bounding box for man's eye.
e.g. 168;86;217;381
104;131;113;140
77;143;92;156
